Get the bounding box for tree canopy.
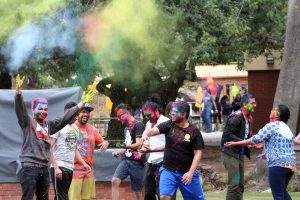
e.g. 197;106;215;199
0;0;288;111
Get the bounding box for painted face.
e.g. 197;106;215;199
78;109;90;124
143;107;158;123
34;103;48;121
269;107;280;122
116;109;130;125
244;98;256;113
170;106;185;123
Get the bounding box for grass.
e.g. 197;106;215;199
176;192;300;200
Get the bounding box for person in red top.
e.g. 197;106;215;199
68;103;109;200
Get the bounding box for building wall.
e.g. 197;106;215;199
0;182;136;200
248;70;280;133
248;70;300;134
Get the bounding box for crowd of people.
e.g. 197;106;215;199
14;75;300;200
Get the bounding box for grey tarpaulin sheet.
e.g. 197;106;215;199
0;87;123;182
0;87;83;182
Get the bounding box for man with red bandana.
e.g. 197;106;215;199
14;75;91;200
111;103;145;200
68;103;109;200
139;101;170;200
220;93;256;200
142;101;205;200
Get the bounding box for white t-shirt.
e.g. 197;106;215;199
146;115;169;164
50;124;78;170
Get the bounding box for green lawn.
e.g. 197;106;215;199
176;192;300;200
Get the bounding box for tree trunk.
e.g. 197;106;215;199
273;0;300;133
0;70;12;89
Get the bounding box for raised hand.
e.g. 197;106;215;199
16;74;25;94
82;90;95;103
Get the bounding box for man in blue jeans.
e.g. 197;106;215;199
202;89;216;132
142;101;205;200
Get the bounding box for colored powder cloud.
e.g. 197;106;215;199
81;0;183;84
0;0;68;42
2;5;81;71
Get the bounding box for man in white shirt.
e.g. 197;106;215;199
50;102;91;200
140;101;170;200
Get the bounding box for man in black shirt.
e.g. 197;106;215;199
142;101;205;200
111;104;145;200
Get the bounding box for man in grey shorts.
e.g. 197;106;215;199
111;104;145;200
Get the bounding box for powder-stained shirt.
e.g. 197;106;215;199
123;121;145;163
157;120;205;173
74;123;104;171
50;124;78;170
146;115;169;164
15;94;80;166
251;121;296;170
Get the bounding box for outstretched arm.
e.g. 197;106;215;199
224;139;252;147
141;127;160;141
15;75;29;128
293;133;300;145
48;90;95;135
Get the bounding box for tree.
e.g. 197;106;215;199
0;0;288;138
273;0;300;133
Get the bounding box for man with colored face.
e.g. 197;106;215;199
50;102;92;200
111;103;145;200
139;101;171;200
220;93;256;200
68;103;109;200
142;101;205;200
14;75;89;200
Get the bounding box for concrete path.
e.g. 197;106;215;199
201;131;222;146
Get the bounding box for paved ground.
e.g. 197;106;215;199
201;131;223;146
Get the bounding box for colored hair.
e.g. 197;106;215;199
31;97;48;114
172;101;190;119
142;101;160;113
115;103;132;114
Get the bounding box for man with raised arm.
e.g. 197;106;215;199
14;75;94;200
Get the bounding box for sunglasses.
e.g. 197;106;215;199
117;112;127;119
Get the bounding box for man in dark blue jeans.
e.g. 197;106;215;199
15;75;92;200
202;89;216;132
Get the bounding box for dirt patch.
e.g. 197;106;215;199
200;146;300;192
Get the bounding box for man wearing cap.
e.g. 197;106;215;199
68;103;109;200
50;102;92;200
14;75;92;200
